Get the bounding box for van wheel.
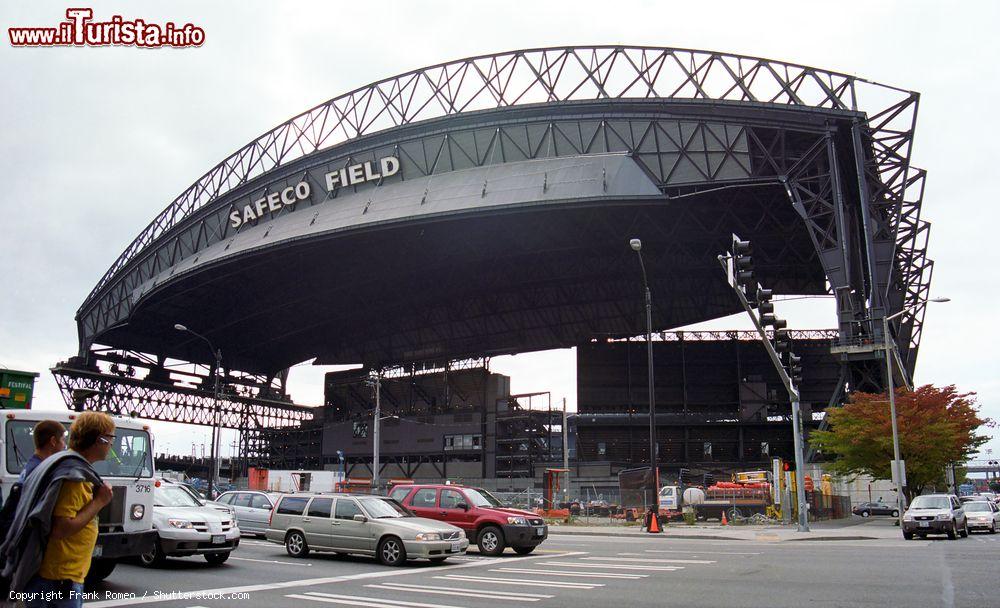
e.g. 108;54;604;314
285;531;310;557
947;523;957;540
378;536;406;567
902;531;914;540
205;552;230;565
960;522;969;538
477;526;506;556
140;541;166;567
513;546;535;555
86;559;117;583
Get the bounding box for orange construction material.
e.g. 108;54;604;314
646;510;663;533
721;510;729;526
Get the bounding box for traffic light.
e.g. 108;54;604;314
756;287;774;313
782;351;803;386
731;237;755;301
783;459;796;472
773;327;792;353
760;313;787;330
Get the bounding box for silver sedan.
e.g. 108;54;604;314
963;501;1000;534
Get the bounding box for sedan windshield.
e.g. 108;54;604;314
361;497;413;518
465;488;504;508
964;502;993;513
909;496;951;510
155;485;202;507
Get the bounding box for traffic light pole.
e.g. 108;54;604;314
717;254;810;532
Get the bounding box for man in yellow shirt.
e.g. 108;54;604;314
22;413;114;608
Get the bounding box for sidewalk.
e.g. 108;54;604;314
546;517;902;542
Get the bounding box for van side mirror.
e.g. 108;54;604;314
353;514;368;523
457;502;469;511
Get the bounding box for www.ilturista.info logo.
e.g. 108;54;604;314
8;8;205;48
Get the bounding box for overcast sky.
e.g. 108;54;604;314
2;1;997;463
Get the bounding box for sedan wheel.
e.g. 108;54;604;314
861;511;870;518
378;536;406;567
891;510;899;518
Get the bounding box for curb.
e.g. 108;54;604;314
547;529;749;541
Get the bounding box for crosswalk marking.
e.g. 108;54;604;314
436;574;603;589
230;556;312;566
287;592;462;608
493;567;647;579
582;556;716;565
539;561;684;571
365;582;550;602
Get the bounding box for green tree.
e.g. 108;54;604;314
810;385;990;501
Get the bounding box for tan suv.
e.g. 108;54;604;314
265;493;468;566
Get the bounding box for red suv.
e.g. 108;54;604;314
389;484;547;556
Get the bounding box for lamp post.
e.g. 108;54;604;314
882;297;949;528
629;238;659;512
175;323;223;500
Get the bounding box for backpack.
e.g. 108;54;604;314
0;482;24;599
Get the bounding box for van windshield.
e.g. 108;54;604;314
909;496;951;510
4;420;153;478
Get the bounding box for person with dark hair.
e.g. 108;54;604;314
1;412;114;607
18;420;67;483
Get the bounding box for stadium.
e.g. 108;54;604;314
53;46;931;486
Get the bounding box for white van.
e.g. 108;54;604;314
1;410;158;582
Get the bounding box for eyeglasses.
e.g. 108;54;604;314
97;434;117;445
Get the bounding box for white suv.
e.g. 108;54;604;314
140;479;241;566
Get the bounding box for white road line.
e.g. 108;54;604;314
230;556;312;566
289;592;462;608
539;561;683;571
86;551;586;608
494;567;646;579
437;574;601;589
365;583;550;601
582;556;715;564
642;549;762;555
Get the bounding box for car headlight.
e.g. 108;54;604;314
415;532;442;541
507;516;527;525
167;519;194;529
936;513;952;521
130;504;145;520
902;514;913;522
456;529;466;539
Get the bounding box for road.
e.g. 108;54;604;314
83;520;996;608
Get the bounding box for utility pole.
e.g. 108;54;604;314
562;398;570;504
367;372;382;492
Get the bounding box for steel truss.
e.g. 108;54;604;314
78;46;930;380
52;355;314;431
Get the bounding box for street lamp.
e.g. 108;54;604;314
629;238;659;513
882;297;949;528
175;323;223;500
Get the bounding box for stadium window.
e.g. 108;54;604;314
761;441;770;456
703;442;713;460
472;435;481;450
598;442;606;457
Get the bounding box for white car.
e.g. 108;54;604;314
140;480;241;566
963;501;1000;534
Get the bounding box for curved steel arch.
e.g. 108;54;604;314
79;45;931;376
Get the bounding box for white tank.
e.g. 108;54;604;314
683;487;706;505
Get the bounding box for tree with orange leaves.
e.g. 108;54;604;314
809;385;990;501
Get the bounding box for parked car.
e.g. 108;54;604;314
389;484;548;556
901;494;969;540
168;480;236;517
852;501;899;517
217;490;282;536
141;479;241;566
962;501;999;534
959;495;994;505
266;493;468;566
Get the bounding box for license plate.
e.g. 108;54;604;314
918;522;929;528
212;534;226;544
451;542;462;553
535;527;545;536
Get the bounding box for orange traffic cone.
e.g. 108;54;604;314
646;510;662;534
721;510;729;526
